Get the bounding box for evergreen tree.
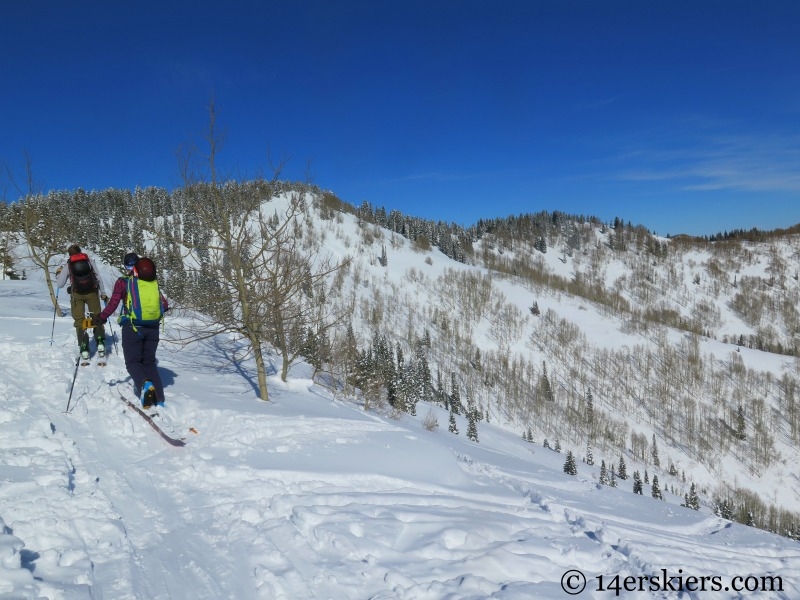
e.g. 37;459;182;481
585;388;594;432
414;343;432;401
617;455;628;480
585;440;594;466
378;244;387;267
736;405;746;440
554;437;561;453
632;471;643;494
599;460;608;485
563;451;577;476
540;362;554;402
466;406;479;442
448;410;459;435
651;434;660;468
715;498;732;520
683;483;700;510
450;372;461;414
644;470;649;484
436;368;446;407
609;466;617;488
651;475;663;500
543;438;551;449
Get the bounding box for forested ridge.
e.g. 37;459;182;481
3;181;800;539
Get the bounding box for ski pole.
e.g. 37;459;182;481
65;354;81;413
103;300;119;355
50;287;59;346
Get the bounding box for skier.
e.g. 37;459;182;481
94;252;169;408
56;244;108;360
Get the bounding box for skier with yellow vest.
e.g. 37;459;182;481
95;252;169;408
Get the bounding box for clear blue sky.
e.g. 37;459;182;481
3;1;800;236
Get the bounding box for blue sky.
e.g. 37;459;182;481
2;0;800;236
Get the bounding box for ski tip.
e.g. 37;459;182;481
189;427;199;435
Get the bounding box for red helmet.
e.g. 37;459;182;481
134;257;157;281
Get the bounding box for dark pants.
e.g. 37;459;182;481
121;323;165;403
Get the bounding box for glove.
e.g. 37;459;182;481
66;286;72;295
92;314;106;327
100;293;109;302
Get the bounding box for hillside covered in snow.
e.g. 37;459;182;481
2;257;800;599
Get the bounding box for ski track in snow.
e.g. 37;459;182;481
2;279;800;599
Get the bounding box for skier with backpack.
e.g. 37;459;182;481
55;244;108;361
94;252;169;408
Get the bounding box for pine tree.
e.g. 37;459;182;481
599;460;608;485
563;451;577;476
651;434;660;468
617;456;628;480
586;388;594;431
632;471;643;494
585;440;594;466
554;437;561;453
540;362;554;402
609;466;617;488
378;244;387;267
436;368;446;407
736;405;746;440
450;372;461;414
466;406;479;442
715;498;732;520
683;482;700;510
448;410;459;435
651;475;663;500
543;438;551;449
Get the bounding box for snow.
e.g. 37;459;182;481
2;263;800;597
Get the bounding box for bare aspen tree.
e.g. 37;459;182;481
5;153;65;309
173;102;349;400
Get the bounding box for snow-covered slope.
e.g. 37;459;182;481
1;256;799;598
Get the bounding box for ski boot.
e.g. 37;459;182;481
141;381;157;409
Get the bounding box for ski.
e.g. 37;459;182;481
118;393;186;447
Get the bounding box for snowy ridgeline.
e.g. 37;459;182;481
1;269;800;598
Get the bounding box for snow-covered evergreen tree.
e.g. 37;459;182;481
450;372;461;414
448;410;459;435
585;440;594;466
736;405;746;440
683;483;700;510
466;406;479;442
651;434;660;468
651;475;663;500
563;451;577;476
599;460;608;485
632;471;643;494
617;456;627;480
